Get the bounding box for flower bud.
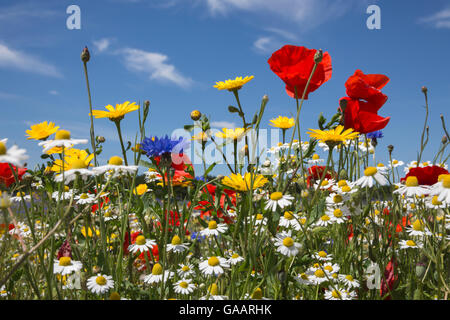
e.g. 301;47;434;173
190;110;202;121
339;169;348;180
262;94;269;103
387;145;394;154
415;263;426;278
421;86;427;94
96;136;106;143
442;135;448;144
314;49;323;63
81;46;90;63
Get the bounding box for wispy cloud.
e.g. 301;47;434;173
0;43;62;78
0;3;57;22
419;7;450;29
119;47;193;88
49;90;59;95
92;38;114;53
211;121;236;129
253;27;299;54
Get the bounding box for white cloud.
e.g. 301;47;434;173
92;38;113;53
253;36;279;54
120;47;193;88
211;121;236;129
419;7;450;29
49;90;59;95
0;43;62;78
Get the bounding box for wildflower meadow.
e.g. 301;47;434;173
0;3;449;303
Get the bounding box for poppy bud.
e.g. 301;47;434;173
387;145;394;154
96;136;105;143
81;46;90;63
421;86;427;94
262;94;269;103
314;49;323;63
190;110;202;121
442;135;448;144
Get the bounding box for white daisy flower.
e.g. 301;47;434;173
314;214;334;227
54;168;95;183
92;156;138;177
393;176;430;198
199;256;229;276
406;220;432;237
314;178;336;191
389;159;404;168
375;163;390;174
128;235;157;254
166;235;189;253
74;192;96;205
430;175;450;203
53;257;83;275
200;220;228;237
51;189;73;201
173;279;196;295
278;211;302;231
403;161;419;174
265;192;294;212
251;213;268;226
338;274;360;289
324;286;353;300
38;130;88;153
177;264;195;278
326;208;348;224
322;262;340;275
353;166;389;188
419;160;433;167
313;251;333;261
273;230;301;257
227;252;244;265
145;170;161;183
399;239;423;249
426;195;448;209
307;268;330;285
295;272;313;286
0;138;28;167
10;192;31;203
86;274;114;294
308;154;325;165
143;263;174;284
0;285;8;297
200;283;228;300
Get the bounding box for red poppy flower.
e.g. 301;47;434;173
268;45;332;99
306;165;336;188
401;165;449;186
380;258;398;300
154;211;189;235
194;184;236;224
0;163;27;187
340;70;390;134
154;153;192;172
91;196;110;213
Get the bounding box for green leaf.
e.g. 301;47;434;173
318;112;326;130
228;106;240;114
184;124;194;132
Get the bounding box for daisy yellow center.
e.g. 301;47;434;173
300;273;309;280
270;192;283;201
208;220;218;229
0;142;6;155
331;290;341;299
341;185;351;192
393;160;398;164
231;253;239;259
412;220;424;231
171;235;181;245
345;275;354;281
377;163;385;167
179;281;188;289
95;276;107;286
104;211;111;217
320;215;330;221
181;265;190;272
364;167;378;177
431;196;442;206
324;265;333;272
312;154;320;160
109;292;121;300
442;175;450;188
405;176;419;187
108;156;123;166
338;180;347;187
256;214;263;220
284;211;294;220
152;263;163;275
333;195;343;203
208;256;220;266
314;269;325;278
71;159;88;170
135;235;146;245
318;251;328;258
208;283;218;295
55;130;71;140
300;218;307;225
251;288;263;300
59;257;72;266
333;209;343;218
321;180;329;187
80;193;89;199
406;240;416;246
282;237;294;247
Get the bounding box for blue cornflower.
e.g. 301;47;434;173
367;130;383;140
140;135;189;158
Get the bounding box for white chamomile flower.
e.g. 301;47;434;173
128;235;157;254
278;211;302;230
403;161;418;174
314;214;334;227
339;274;360;289
200;220;228;237
10;192;31;203
166;235;189;253
38;130;88;153
296;272;313;286
177;264;195;278
322;262;340;275
173;279;196;295
53;257;83;275
307;268;330;285
52;188;73;201
426;195;448;209
389;159;404;168
393;176;430;198
54;167;95;183
0;138;28;167
326;207;348;224
353;166;389;188
430;174;450;203
145;170;160;183
313;251;333;261
375;163;390;174
406;219;432;237
74;192;96;205
314;178;336;191
399;239;423;249
419;160;432;167
308;154;325;165
86;274;114;294
200;283;228;300
92;156;138;177
227;252;244;265
1;285;8;297
143;263;174;284
199;256;229;276
251;213;268;226
265;192;294;212
273;230;301;257
324;286;354;300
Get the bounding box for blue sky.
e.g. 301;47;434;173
1;0;449;176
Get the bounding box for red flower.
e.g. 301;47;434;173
268;45;332;99
0;163;27;187
57;239;72;259
91;196;110;213
380;258;398;300
194;184;236;224
306;165;336;188
155;211;189;235
340;70;390;134
401;165;449;186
